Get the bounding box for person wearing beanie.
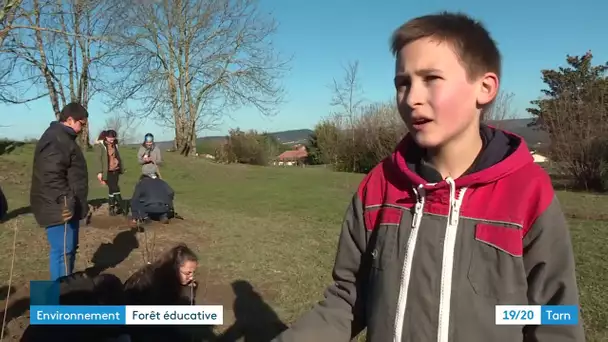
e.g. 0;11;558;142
129;164;175;226
96;129;127;216
137;133;162;174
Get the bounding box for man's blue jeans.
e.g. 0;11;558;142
131;200;170;220
45;218;79;281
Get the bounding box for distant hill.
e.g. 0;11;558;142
132;129;315;150
129;120;549;153
195;129;314;145
486;118;550;149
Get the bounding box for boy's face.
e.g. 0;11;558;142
65;116;87;135
394;37;497;149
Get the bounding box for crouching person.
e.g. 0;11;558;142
129;164;175;227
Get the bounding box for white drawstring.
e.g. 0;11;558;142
394;183;426;342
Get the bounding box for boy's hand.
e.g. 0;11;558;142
61;197;73;222
97;173;106;185
61;207;73;222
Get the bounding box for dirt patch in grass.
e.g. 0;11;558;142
0;161;28;185
0;214;284;341
87;215;130;230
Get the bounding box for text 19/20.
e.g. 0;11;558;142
495;305;541;325
503;310;534;321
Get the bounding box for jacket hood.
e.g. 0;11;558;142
390;124;534;190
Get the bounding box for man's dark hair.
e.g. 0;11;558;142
58;102;89;122
390;11;501;82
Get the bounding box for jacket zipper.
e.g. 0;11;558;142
437;178;467;342
393;184;426;342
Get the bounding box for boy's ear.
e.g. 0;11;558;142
477;72;499;106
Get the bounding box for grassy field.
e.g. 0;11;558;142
0;143;606;341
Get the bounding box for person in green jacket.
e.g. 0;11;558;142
95;130;126;216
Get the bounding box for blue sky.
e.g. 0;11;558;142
1;0;606;142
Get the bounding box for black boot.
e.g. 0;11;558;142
108;197;116;216
114;193;126;216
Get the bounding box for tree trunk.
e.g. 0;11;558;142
78;100;91;151
189;121;197;157
175;120;197;157
77;126;90;150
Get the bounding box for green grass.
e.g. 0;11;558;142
0;144;606;341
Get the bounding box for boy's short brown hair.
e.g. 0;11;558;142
58;102;89;122
390;11;501;82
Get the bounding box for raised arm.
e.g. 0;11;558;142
137;146;147;165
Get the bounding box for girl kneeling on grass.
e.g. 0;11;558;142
123;243;199;342
96;129;127;216
123;243;199;305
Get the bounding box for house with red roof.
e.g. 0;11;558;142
273;144;308;166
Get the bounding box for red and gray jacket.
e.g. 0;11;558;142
274;125;585;342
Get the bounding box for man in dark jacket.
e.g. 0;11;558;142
130;164;175;226
30;102;89;281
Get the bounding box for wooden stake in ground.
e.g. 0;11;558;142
1;220;19;341
136;223;156;265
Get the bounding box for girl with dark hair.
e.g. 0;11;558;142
96;129;126;216
123;243;198;305
123;243;199;342
95;130;107;144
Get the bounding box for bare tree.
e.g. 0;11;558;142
329;60;366;170
483;90;517;126
0;0;129;149
330;60;365;120
104;113;139;144
0;0;24;47
104;0;289;157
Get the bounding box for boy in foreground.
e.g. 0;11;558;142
273;12;584;342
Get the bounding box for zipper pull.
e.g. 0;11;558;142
449;190;466;226
450;202;459;226
412;201;423;228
